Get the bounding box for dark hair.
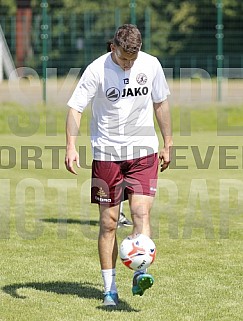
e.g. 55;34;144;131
113;24;142;53
106;39;113;52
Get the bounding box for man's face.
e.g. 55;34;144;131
112;45;139;71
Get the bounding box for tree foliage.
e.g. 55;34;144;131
0;0;242;73
0;0;16;14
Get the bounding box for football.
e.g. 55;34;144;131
119;234;156;271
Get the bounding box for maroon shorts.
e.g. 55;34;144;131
91;153;159;206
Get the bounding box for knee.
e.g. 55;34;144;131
100;216;117;234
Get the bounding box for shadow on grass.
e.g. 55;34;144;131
40;218;99;226
2;281;139;312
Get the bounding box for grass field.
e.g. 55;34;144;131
0;101;243;321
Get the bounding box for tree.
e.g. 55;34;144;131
0;0;16;14
1;0;242;74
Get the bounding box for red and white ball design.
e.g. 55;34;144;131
120;234;156;271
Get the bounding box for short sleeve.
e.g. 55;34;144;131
151;59;170;103
67;65;99;112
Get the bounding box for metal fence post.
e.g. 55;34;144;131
144;7;151;53
130;0;136;25
41;0;49;104
115;8;121;29
216;0;224;102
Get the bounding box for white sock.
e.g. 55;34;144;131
101;268;117;293
120;202;123;213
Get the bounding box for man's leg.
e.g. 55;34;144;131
129;194;154;237
128;194;155;296
98;204;120;305
118;201;133;228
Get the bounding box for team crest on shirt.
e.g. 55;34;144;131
136;73;147;85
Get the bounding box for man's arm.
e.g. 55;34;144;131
65;108;82;175
153;99;173;172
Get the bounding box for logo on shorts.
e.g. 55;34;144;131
136;73;147;85
97;187;107;197
150;187;157;192
106;87;120;102
95;187;112;203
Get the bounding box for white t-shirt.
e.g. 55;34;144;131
67;51;170;161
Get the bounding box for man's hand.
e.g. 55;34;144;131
65;147;80;175
159;145;172;172
65;108;82;175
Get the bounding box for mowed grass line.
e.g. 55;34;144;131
0;103;243;320
1;101;243;135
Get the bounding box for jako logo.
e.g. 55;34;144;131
106;86;149;101
106;87;120;102
121;87;148;97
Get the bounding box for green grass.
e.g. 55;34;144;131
1;101;243;135
1;103;243;320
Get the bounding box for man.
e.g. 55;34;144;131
106;38;133;229
65;24;172;306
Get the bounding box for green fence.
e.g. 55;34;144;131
1;5;243;78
